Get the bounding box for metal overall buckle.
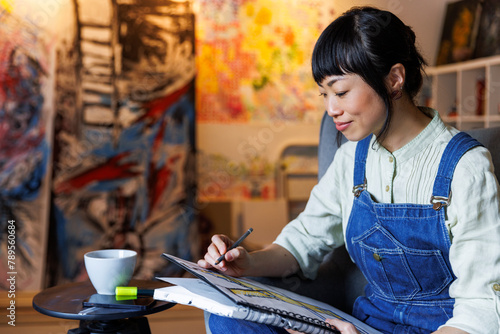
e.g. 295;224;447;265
352;183;366;197
430;192;452;211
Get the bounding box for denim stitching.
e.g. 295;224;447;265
354;224;453;300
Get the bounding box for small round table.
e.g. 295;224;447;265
32;279;175;334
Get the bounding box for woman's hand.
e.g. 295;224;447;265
198;235;300;278
325;318;360;334
197;234;252;277
284;319;359;334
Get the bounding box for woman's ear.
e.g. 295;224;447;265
386;63;406;91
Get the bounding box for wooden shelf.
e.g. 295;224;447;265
425;54;500;130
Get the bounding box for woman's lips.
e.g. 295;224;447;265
335;121;351;132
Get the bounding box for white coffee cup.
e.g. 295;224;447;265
84;249;137;295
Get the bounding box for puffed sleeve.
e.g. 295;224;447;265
274;143;356;279
440;146;500;333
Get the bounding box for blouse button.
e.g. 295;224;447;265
373;253;382;261
493;283;500;292
385;185;390;192
389;156;394;163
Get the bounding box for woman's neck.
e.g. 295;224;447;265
379;98;432;153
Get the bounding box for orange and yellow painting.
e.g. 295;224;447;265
195;0;334;123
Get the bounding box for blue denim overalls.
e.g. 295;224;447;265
345;132;482;334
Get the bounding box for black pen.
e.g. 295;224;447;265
215;228;253;265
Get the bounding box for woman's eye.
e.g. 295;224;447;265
318;91;347;98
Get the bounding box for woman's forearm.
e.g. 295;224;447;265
246;244;300;278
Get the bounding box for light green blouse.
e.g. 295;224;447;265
274;109;500;333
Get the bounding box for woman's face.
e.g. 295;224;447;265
318;73;387;142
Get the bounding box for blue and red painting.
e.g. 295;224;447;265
0;4;54;290
1;0;197;289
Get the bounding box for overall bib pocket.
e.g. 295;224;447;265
352;225;454;301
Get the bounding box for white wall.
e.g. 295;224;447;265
333;0;451;66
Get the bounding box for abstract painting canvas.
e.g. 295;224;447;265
436;0;482;65
0;0;197;290
474;0;500;59
48;0;197;285
195;0;334;201
0;0;61;290
195;0;333;123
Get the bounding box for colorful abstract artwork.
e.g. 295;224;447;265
436;0;482;65
197;145;277;201
1;0;197;290
48;0;197;285
195;0;333;201
195;0;334;123
0;0;61;290
474;0;500;59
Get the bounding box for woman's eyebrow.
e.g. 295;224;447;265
326;77;345;87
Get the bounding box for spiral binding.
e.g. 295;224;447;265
244;302;341;334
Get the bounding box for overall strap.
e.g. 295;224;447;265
431;132;483;210
352;135;372;197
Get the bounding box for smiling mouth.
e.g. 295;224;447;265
335;121;351;131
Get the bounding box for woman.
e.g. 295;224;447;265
199;7;500;334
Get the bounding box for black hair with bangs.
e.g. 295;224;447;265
312;7;427;143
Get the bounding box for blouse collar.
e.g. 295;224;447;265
371;108;447;163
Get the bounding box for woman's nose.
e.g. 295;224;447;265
326;99;342;117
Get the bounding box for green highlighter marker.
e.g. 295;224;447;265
116;286;155;298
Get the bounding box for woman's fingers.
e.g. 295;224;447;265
224;246;241;262
198;234;250;276
197;234;237;269
207;242;223;263
325;318;359;334
212;234;231;251
197;258;211;268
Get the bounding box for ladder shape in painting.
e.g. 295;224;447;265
74;0;119;133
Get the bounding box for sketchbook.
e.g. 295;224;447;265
157;253;381;334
